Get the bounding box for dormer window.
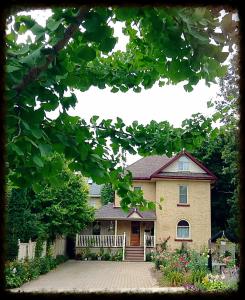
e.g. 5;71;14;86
178;156;189;171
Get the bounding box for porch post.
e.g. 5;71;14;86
114;220;118;247
154;221;156;248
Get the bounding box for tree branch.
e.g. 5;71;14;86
14;6;90;95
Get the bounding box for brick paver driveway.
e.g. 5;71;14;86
11;260;161;293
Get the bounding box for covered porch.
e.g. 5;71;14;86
76;204;156;261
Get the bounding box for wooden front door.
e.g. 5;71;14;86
131;221;140;246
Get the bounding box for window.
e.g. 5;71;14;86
133;186;141;191
179;185;188;204
178;156;189;171
177;220;190;239
92;222;100;235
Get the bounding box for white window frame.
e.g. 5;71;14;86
176;219;191;239
178;156;190;171
179;185;188;204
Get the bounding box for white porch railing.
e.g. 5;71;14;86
122;232;126;261
76;235;124;247
145;235;155;247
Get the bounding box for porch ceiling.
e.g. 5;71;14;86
95;203;156;221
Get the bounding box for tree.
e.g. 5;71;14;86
101;184;115;205
30;155;95;240
6;155;94;259
6;188;41;259
5;7;237;209
192;49;239;237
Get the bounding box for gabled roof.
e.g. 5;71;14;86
126;155;172;179
95;203;156;220
126;150;217;181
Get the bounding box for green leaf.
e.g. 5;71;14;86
22;120;30;130
46;18;63;31
38;143;52;157
216;52;229;63
10;143;24;156
31;128;43;139
98;37;117;53
33;155;44;167
90;115;99;124
33;182;43;193
78;46;96;61
111;87;119;93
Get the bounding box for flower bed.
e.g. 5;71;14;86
5;255;68;289
152;243;238;292
75;248;123;261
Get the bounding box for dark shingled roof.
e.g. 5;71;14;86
95;203;156;220
126;151;216;181
126;155;172;179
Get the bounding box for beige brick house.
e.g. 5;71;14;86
76;149;216;260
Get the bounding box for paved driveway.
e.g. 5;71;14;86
11;260;164;293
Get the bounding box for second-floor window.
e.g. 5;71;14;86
179;185;188;204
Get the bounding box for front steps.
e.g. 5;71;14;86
125;246;144;261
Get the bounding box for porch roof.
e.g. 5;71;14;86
95;203;156;221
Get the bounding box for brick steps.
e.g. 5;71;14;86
125;246;144;262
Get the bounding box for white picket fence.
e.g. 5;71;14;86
17;236;66;261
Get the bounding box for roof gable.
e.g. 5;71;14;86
127;208;143;219
126;150;217;181
151;151;217;180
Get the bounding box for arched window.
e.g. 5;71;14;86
178;156;189;171
177;220;190;238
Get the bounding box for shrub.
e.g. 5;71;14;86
146;253;153;262
28;259;41;280
102;252;111;261
201;273;228;291
39;257;51;274
5;254;68;289
89;252;98;260
166;271;184;286
190;269;207;284
56;255;68;264
112;249;123;261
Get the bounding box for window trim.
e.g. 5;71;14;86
176;219;191;240
179;185;188;204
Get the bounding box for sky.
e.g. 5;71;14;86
18;9;221;165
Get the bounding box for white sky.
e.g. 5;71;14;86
17;9;222;165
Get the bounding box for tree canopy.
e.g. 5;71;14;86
6;154;94;259
5;6;238;209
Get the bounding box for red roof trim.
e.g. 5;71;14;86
152;175;214;180
150;150;217;180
